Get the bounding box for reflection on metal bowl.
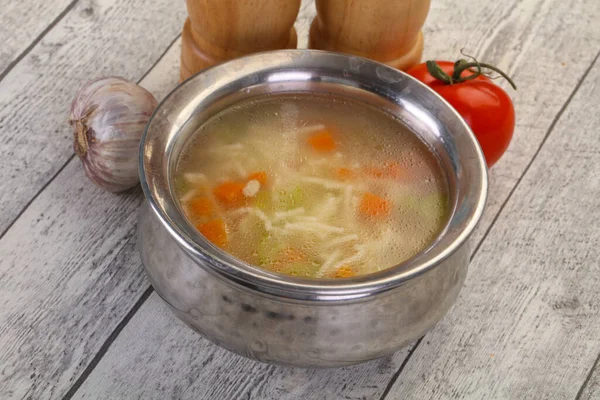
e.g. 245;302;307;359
138;50;487;368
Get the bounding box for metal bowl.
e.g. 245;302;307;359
138;50;487;368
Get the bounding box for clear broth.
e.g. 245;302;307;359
174;94;449;279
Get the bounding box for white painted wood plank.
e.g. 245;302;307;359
295;0;316;49
580;356;600;400
67;0;600;399
384;52;600;400
0;0;74;74
0;0;187;234
0;40;182;400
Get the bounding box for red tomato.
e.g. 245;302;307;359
407;61;515;167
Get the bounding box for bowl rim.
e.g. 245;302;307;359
139;49;488;302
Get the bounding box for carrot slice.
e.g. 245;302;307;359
213;181;246;208
188;196;213;218
277;247;305;263
366;162;405;179
247;171;267;186
359;192;390;218
331;265;356;278
365;167;385;178
384;161;404;179
270;247;306;271
197;218;228;248
335;167;354;180
307;129;336;152
275;247;306;264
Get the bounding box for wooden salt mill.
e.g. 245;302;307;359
180;0;302;81
309;0;431;71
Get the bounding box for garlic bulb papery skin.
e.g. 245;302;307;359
69;76;158;192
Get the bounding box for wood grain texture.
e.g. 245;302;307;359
67;0;600;399
426;0;600;250
308;0;429;70
384;51;600;400
2;0;600;399
0;37;182;400
0;0;187;234
579;354;600;400
180;0;301;79
0;0;74;75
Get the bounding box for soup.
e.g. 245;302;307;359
174;94;449;279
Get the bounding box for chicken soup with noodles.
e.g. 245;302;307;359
174;94;449;279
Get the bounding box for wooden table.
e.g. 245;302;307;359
1;0;599;399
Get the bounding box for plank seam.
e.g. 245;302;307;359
61;286;154;400
59;32;182;400
468;48;600;260
0;33;181;242
378;337;424;400
137;33;182;84
0;0;80;83
0;0;81;238
575;350;600;400
0;154;75;241
379;48;600;400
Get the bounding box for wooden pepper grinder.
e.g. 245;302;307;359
309;0;431;71
180;0;302;81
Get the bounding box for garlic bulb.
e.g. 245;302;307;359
69;77;158;192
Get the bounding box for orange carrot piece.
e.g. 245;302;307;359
384;161;404;179
335;167;354;180
365;162;404;179
359;192;390;218
331;265;356;278
213;181;246;208
365;167;385;178
247;171;268;186
197;218;228;248
307;129;336;152
271;247;306;271
188;196;213;218
278;247;305;263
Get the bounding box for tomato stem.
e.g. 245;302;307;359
425;58;517;90
426;60;454;84
454;61;517;90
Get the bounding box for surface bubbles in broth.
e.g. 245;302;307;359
174;94;449;279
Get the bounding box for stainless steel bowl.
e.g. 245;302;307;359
138;50;487;368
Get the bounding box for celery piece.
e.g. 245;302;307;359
257;235;319;277
277;185;305;210
254;190;273;212
237;214;269;263
257;234;284;267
